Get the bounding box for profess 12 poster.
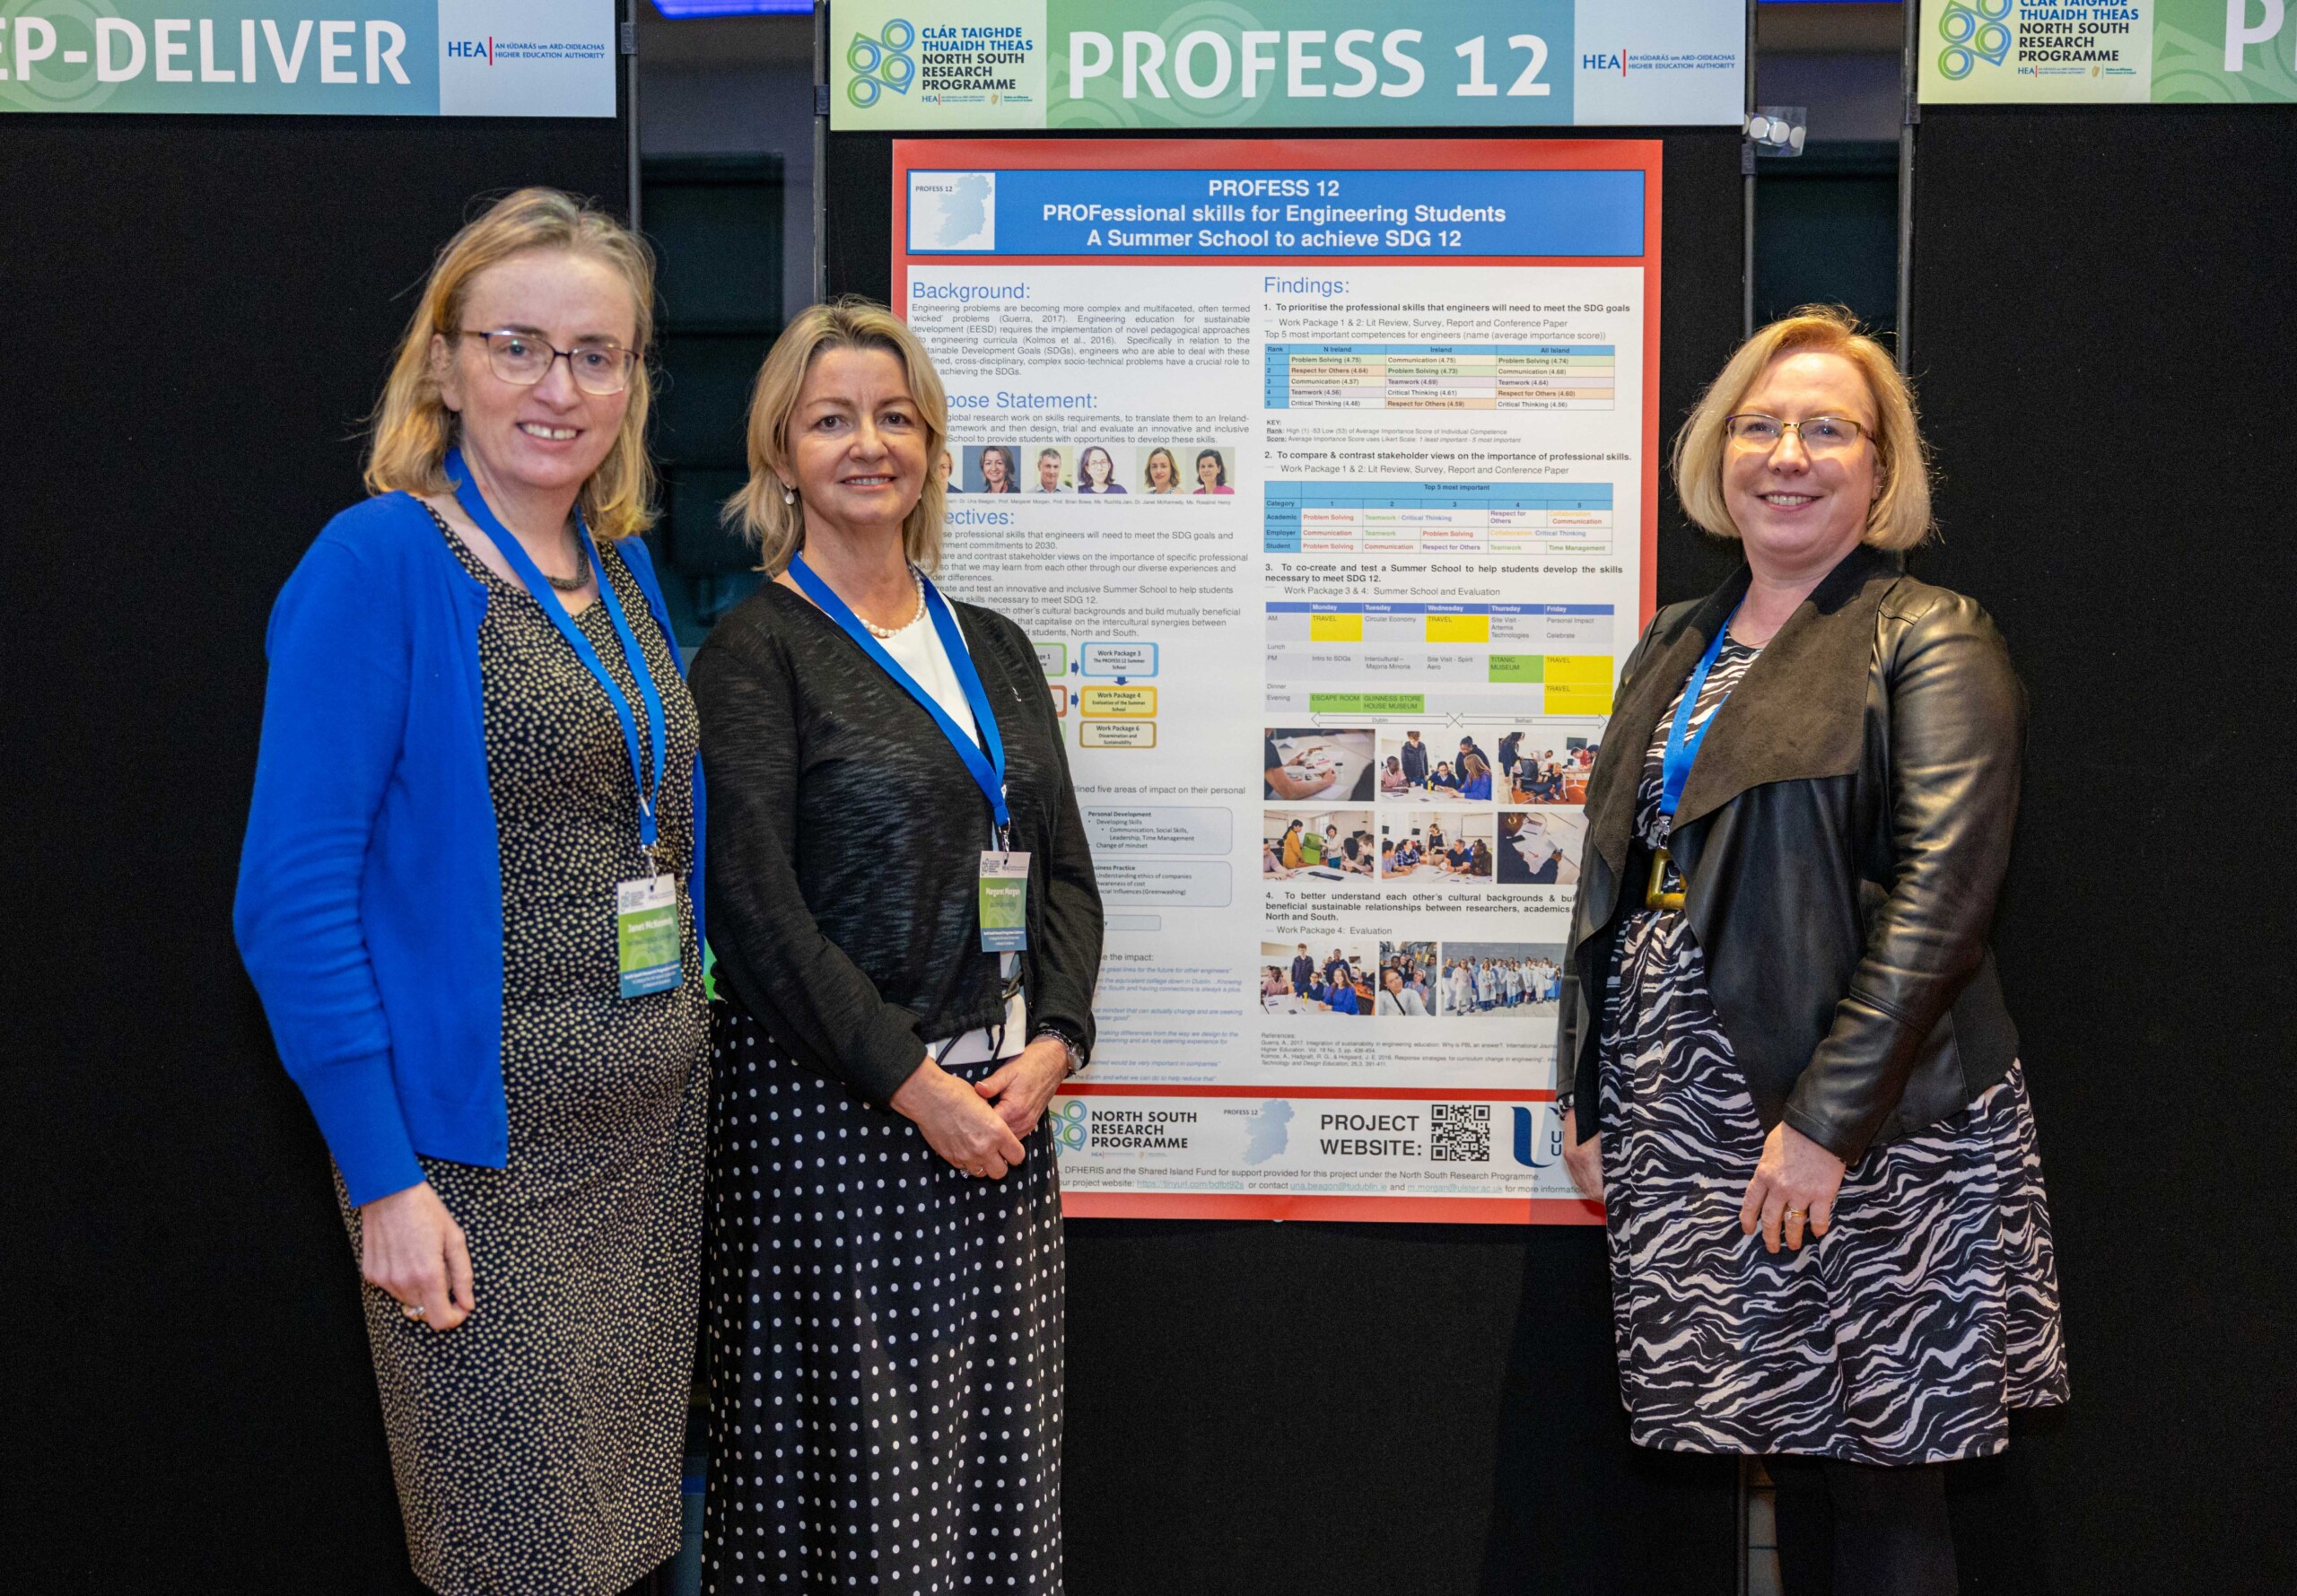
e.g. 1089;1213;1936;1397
896;137;1658;1222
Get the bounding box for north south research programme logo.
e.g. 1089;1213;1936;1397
1936;0;2013;80
1052;1099;1090;1152
848;19;916;107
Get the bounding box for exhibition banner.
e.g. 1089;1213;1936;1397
0;1;616;116
896;136;1656;1223
1919;0;2297;102
834;1;1746;130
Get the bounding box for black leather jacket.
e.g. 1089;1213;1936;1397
1557;545;2024;1164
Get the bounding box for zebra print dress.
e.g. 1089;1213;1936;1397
1598;639;2068;1464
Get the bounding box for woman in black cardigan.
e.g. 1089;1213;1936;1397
690;299;1102;1593
1557;308;2066;1595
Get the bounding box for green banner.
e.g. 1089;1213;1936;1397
0;2;616;117
1920;0;2297;103
830;0;1748;131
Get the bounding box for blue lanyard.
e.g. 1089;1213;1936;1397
1658;604;1742;821
446;448;668;852
786;554;1011;841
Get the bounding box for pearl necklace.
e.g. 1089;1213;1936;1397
867;564;927;639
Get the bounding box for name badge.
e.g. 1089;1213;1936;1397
616;875;684;998
979;850;1031;953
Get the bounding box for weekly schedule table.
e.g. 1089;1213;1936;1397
1264;343;1617;411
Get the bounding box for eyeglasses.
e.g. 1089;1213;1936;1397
459;328;638;397
1725;413;1868;453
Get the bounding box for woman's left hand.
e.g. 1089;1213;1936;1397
975;1038;1071;1139
1739;1122;1847;1253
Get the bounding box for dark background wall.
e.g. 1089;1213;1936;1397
2;114;626;1595
1908;105;2297;1596
11;31;2293;1596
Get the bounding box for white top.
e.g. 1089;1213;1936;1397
875;603;981;749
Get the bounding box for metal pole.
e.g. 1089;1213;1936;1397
1897;0;1919;373
813;0;829;302
624;0;642;231
1742;0;1759;339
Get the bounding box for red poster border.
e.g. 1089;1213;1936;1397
891;136;1658;1226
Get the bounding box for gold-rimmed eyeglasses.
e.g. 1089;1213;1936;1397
459;328;638;397
1724;413;1867;453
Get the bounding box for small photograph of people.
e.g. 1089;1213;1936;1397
1028;444;1070;493
1376;941;1438;1016
1261;939;1377;1016
1192;446;1236;494
1265;727;1376;803
1378;811;1496;884
1376;729;1495;803
1263;808;1376;880
1498;809;1588;886
937;447;958;493
965;443;1020;494
1140;446;1185;494
1505;733;1600;806
1074;443;1127;494
1437;942;1567;1019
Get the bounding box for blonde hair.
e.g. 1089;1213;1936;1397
727;297;949;574
1673;304;1932;552
363;188;658;540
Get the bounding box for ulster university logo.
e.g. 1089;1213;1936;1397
846;19;916;107
1936;0;2013;80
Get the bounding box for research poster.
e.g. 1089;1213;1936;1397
897;138;1655;1222
1917;0;2297;104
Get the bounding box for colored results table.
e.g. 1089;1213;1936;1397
1264;481;1614;555
1264;344;1616;411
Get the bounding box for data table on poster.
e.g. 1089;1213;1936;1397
1265;602;1617;714
1264;344;1617;411
1263;482;1614;555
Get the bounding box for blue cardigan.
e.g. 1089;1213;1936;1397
234;493;704;1207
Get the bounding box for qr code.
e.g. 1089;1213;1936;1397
1430;1103;1492;1162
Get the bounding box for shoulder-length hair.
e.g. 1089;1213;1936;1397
364;188;658;540
727;297;949;575
1673;304;1933;552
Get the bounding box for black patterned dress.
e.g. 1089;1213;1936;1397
338;507;710;1595
1598;639;2068;1464
702;1024;1068;1593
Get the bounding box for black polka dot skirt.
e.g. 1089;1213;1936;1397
703;1007;1067;1592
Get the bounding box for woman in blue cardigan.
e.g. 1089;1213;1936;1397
234;189;707;1596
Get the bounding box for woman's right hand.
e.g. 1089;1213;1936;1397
892;1059;1029;1178
359;1182;476;1331
1560;1107;1604;1205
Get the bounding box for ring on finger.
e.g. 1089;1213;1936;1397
1784;1207;1807;1222
403;1303;427;1321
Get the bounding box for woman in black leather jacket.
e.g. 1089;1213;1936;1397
1557;307;2066;1595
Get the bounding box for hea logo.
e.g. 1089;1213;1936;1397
447;39;494;65
1936;0;2013;80
1052;1100;1090;1153
1580;52;1630;74
846;18;915;107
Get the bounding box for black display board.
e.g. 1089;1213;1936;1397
827;125;1748;1593
1909;107;2297;1596
2;109;626;1591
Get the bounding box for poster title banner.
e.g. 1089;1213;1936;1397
834;0;1746;130
1919;0;2297;103
0;1;617;117
904;167;1646;257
